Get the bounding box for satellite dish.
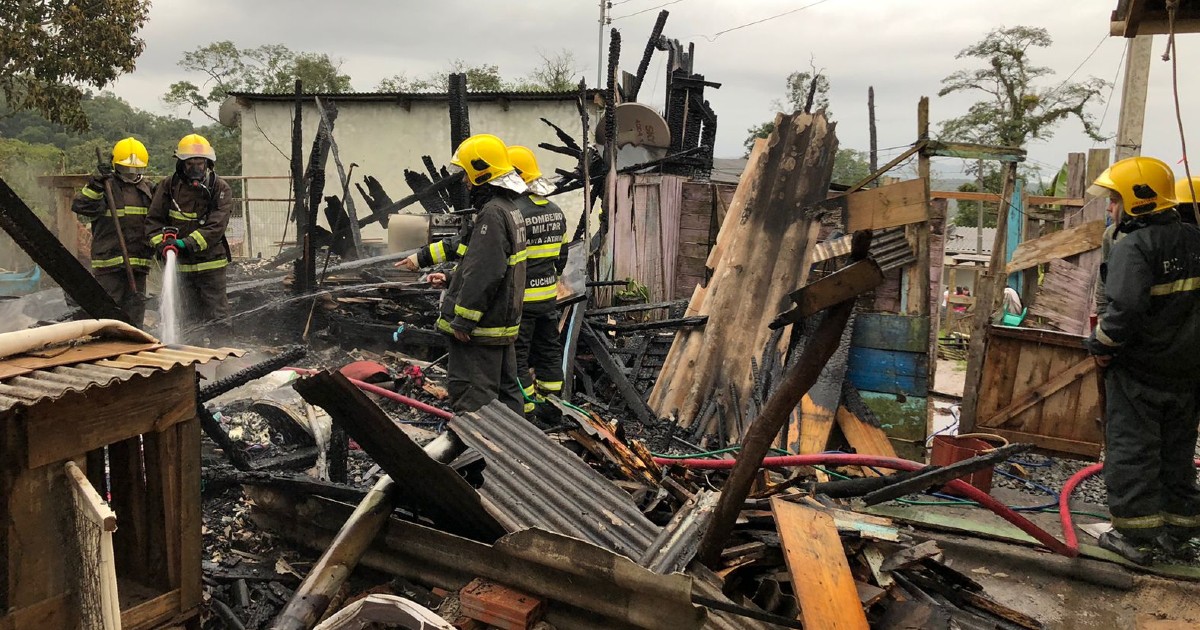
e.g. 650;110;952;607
218;96;247;128
595;103;671;149
596;103;671;169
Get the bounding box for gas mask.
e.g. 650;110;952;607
183;158;209;184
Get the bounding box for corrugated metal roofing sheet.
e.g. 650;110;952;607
0;344;242;412
449;402;662;561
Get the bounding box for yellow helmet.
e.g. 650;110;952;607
1175;176;1200;205
1086;167;1115;199
112;137;148;168
507;145;542;184
175;133;216;163
1103;156;1177;216
451;134;513;186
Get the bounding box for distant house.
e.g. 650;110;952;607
224;90;601;257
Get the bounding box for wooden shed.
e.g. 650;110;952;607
0;322;239;629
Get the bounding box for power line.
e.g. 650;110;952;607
698;0;833;42
612;0;685;20
1093;44;1127;145
1040;33;1111;108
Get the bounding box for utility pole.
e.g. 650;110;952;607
868;86;878;180
976;158;984;258
598;1;611;87
1115;35;1153;161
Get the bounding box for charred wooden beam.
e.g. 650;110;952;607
771;259;884;330
291;80;309;292
199;345;308;403
0;178;127;322
271;476;399;630
697;231;872;567
630;10;669;101
587;315;706;333
201;469;369;504
861;442;1033;507
293;370;505;542
448;73;471;211
315;96;361;255
298;95;337;292
580;324;654;424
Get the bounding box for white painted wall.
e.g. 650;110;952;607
236;96;597;257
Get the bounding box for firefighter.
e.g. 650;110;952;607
1086;156;1200;565
147;133;235;329
71;137;155;327
1174;175;1200;226
506;145;568;416
432;133;528;415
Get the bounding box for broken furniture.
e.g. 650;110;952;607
0;320;239;629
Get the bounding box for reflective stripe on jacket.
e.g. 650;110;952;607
517;194;567;312
71;177;155;273
436;193;527;345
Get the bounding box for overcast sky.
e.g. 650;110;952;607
109;0;1200;183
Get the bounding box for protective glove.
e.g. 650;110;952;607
87;171;111;193
1084;333;1117;357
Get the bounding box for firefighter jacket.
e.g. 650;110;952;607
1090;211;1200;390
418;194;565;313
71;176;154;273
517;194;568;314
436;192;527;345
147;172;234;273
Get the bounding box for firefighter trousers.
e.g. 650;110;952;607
515;306;565;403
446;338;525;417
180;268;230;329
1104;365;1200;540
96;270;148;329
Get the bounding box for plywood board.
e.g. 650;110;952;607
771;498;868;630
844;179;928;231
1005;220;1105;274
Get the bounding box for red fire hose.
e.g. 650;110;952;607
285;367;454;421
1058;460;1200;553
653;453;1077;557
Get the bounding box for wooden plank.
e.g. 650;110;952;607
850;313;930;353
177;418;202;610
880;540;943;572
836;405;899;472
771;497;868;630
986;427;1101;459
773;260;884;328
932;189;1086;207
23;366;195;469
861;545;894;588
0;593;77;630
856;581;887;607
979;357;1096;430
6;461;71;609
1005;220;1105;273
924;141;1026;163
794;317;857;454
0;340;162;380
843;179;928;231
846;348;928;396
988;324;1090;348
121;589;181;630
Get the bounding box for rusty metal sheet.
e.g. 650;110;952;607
449;402;661;560
0;344;242;412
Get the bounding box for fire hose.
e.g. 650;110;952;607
284;367;453;421
652;453;1077;557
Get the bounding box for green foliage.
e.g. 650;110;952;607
938;26;1109;148
743;66;831;156
376;50;583;93
0;92;197;175
0;137;65;219
0;0;150;131
832;149;871;186
164;41;353;123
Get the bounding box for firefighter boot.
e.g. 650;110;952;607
1098;530;1155;566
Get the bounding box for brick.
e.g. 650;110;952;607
459;578;545;630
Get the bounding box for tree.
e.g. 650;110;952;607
377;50;582;93
833;149;871;186
164;41;353;123
743;67;830;156
938;26;1109;148
0;1;150;131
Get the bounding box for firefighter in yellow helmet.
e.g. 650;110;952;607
430;133;529;416
1085;156;1200;564
506;145;568;418
1173;176;1200;225
147;133;235;331
70;137;155;326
